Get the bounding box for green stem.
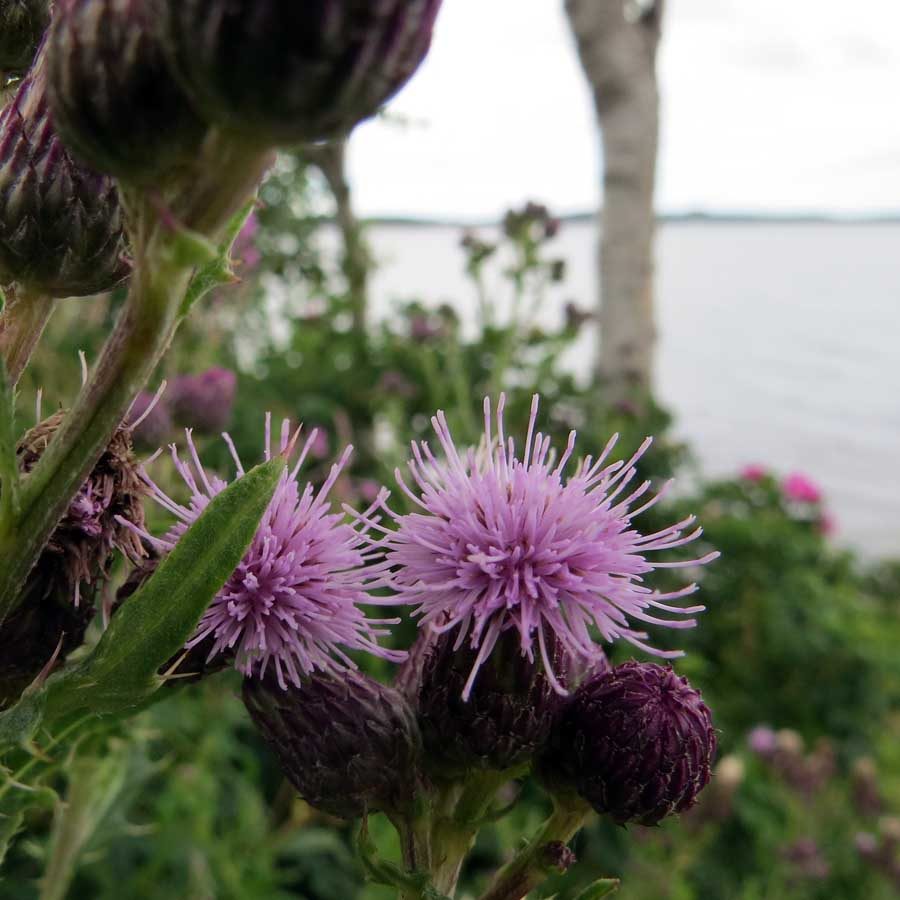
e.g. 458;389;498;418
0;288;57;386
478;803;590;900
0;139;270;626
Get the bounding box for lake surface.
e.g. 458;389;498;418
365;221;900;558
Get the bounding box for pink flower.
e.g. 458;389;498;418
782;472;823;504
124;417;403;689
361;395;719;699
740;464;768;482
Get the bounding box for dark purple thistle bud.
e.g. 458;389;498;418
163;0;443;146
169;367;237;434
0;412;146;708
410;629;570;776
0;44;130;297
0;0;49;73
47;0;206;183
544;661;716;826
243;671;422;820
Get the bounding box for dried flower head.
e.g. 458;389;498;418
543;661;716;826
365;395;718;699
0;41;130;297
1;409;147;707
125;416;403;689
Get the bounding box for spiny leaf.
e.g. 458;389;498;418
180;198;257;316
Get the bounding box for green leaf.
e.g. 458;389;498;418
572;878;620;899
179;198;257;316
48;453;286;718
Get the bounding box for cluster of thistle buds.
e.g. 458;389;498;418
0;4;721;897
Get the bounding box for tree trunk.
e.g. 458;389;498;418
306;140;370;333
565;0;664;405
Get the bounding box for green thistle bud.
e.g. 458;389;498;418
163;0;443;146
47;0;206;183
411;630;570;776
0;43;130;297
0;413;146;708
0;0;49;74
243;671;422;819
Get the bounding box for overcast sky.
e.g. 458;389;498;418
347;0;900;219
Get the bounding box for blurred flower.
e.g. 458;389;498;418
544;662;716;826
782;471;823;504
783;838;830;881
740;464;768;482
817;512;837;537
357;479;381;504
855;831;879;858
366;395;718;699
377;370;415;398
409;313;444;342
747;725;778;758
169;368;237;434
232;212;261;271
852;757;883;818
126;390;172;448
124;418;404;689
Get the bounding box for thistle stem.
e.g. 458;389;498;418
0;138;269;624
0;288;56;386
478;803;590;900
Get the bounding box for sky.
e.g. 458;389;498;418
348;0;900;219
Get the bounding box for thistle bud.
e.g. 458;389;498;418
163;0;443;146
0;0;48;74
243;671;422;820
0;412;146;707
47;0;206;183
411;630;569;775
0;44;130;297
543;662;716;826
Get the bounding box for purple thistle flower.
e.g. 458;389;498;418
122;416;404;689
362;395;718;700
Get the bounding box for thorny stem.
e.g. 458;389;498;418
0;137;270;626
478;802;591;900
0;288;56;387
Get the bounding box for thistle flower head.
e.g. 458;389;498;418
366;395;718;700
543;661;717;826
0;0;49;73
127;416;403;689
0;40;130;297
169;367;237;434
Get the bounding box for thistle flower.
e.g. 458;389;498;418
365;395;718;700
163;0;443;146
47;0;205;183
542;661;716;826
125;416;403;689
782;471;822;504
169;367;236;434
0;0;48;73
0;42;130;297
243;670;421;819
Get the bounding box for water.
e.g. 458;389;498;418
365;221;900;558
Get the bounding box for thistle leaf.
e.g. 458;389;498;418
572;878;620;899
52;453;286;716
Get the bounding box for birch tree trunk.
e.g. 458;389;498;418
565;0;664;405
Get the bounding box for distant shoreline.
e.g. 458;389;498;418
361;211;900;228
